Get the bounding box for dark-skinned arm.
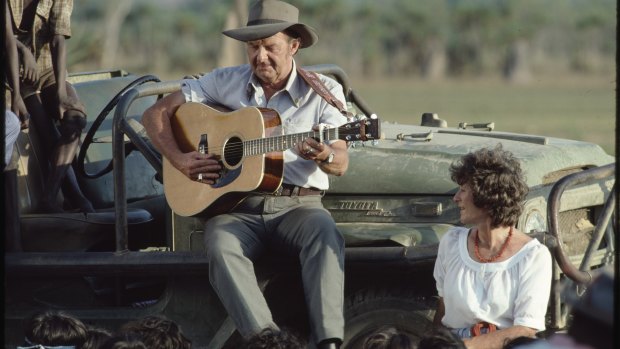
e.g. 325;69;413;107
5;8;28;128
50;33;70;118
15;39;39;84
433;297;445;327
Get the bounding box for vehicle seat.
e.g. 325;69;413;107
9;85;157;253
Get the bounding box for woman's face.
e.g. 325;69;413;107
453;182;488;225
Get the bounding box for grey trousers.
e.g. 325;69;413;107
203;194;345;344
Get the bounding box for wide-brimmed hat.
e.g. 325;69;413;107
222;0;318;48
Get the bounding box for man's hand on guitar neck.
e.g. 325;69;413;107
296;137;330;162
296;136;349;177
173;151;222;184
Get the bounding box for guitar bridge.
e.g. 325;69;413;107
198;134;207;154
198;134;207;182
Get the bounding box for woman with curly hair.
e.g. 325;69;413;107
433;145;552;349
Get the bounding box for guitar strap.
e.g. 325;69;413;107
296;67;353;118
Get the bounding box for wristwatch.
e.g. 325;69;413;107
322;151;335;164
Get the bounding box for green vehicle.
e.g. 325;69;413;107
5;65;615;348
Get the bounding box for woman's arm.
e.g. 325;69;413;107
433;297;445;327
432;296;537;349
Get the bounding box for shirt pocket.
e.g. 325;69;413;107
282;118;315;135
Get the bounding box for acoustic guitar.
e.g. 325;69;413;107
164;102;380;217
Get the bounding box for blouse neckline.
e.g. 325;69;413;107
458;227;539;271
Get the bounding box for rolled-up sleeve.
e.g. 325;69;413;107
181;72;224;105
49;0;72;37
181;79;207;103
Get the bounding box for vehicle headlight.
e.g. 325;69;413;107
523;209;546;234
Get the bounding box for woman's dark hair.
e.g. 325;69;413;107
24;310;88;348
450;144;528;227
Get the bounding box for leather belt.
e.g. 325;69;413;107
273;183;323;196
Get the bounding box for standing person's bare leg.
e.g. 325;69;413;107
36;85;94;213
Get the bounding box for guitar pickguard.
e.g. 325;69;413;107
213;166;241;188
198;133;242;189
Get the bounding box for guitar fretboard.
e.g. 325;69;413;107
243;128;340;156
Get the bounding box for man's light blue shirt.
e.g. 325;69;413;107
180;60;347;190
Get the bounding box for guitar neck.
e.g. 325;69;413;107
244;128;339;156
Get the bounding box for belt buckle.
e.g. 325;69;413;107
290;186;300;196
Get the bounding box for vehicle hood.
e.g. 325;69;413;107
329;121;614;194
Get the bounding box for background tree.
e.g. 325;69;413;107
100;0;134;69
68;0;615;80
218;0;247;67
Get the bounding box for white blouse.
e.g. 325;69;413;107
434;227;552;331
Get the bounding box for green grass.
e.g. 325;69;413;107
351;75;615;155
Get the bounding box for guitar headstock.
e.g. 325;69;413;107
338;117;381;142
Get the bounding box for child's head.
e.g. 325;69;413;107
23;310;88;348
119;315;192;349
82;326;114;349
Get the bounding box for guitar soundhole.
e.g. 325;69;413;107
223;136;243;167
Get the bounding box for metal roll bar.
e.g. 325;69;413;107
547;163;615;284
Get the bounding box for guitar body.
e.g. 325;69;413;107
163;102;283;217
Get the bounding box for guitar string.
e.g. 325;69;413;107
201;132;319;155
200;128;344;155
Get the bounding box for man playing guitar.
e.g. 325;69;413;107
141;1;348;348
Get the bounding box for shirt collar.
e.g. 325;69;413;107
8;0;24;31
246;60;302;107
